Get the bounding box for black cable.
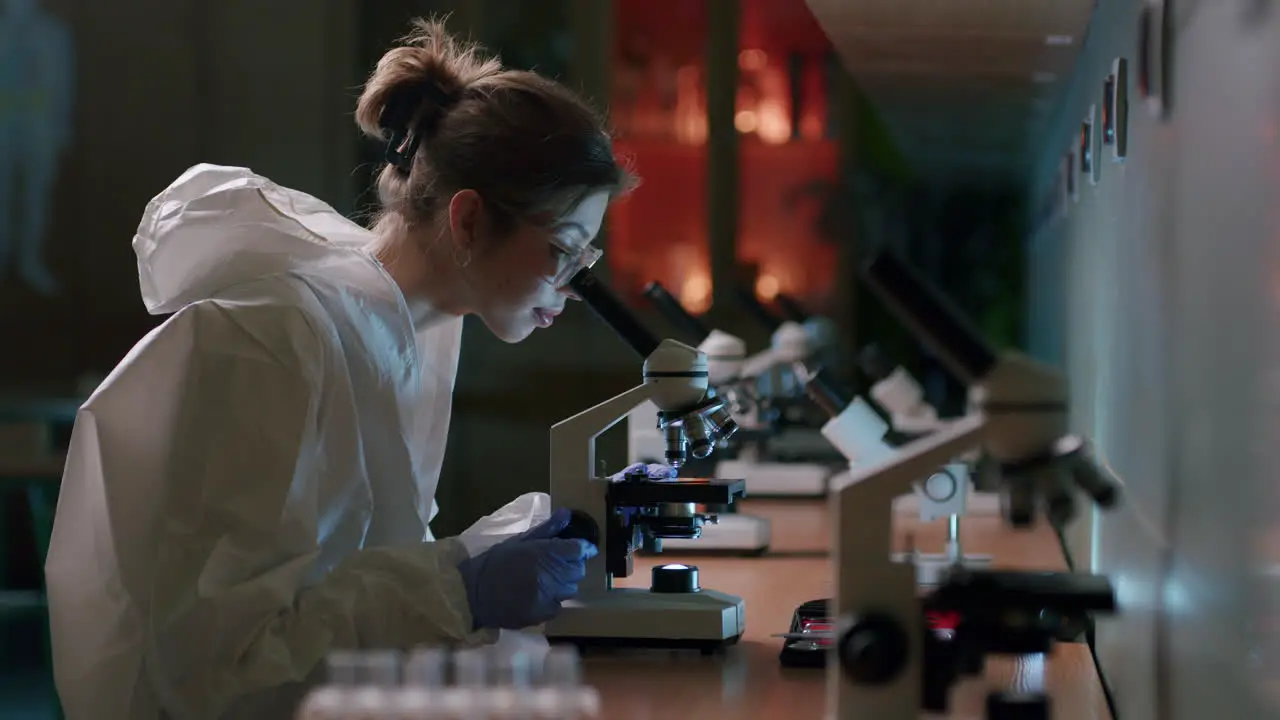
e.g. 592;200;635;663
1053;523;1121;719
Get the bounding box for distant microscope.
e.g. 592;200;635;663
824;251;1120;720
544;268;747;651
807;344;999;583
847;345;1003;519
735;288;843;442
706;289;845;497
624;281;771;555
793;372;992;586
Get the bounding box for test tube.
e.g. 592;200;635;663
453;647;489;689
295;687;346;720
361;650;402;687
452;648;490;719
492;651;536;719
541;648;582;688
491;651;533;688
404;648;448;688
297;651;364;720
345;651;400;720
538;647;598;719
326;650;364;687
396;649;448;720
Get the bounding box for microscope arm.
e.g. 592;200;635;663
834;414;987;574
829;414;988;719
550;383;655;596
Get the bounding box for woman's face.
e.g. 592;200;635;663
451;189;611;343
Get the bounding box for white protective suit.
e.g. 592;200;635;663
44;164;497;720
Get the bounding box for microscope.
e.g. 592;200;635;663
705;289;844;497
543;268;747;651
823;251;1120;720
623;281;772;555
847;345;1001;515
735;288;842;438
802;342;1000;583
791;372;992;587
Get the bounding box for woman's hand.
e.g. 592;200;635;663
456;509;598;630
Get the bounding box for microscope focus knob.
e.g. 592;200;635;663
557;510;601;548
837;614;910;685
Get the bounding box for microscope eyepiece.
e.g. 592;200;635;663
570;268;661;358
792;362;851;419
860;250;998;384
643;281;711;344
735;285;783;331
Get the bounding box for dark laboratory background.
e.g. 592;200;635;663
2;0;1276;717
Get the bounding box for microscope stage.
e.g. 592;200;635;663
545;587;745;652
653;513;771;555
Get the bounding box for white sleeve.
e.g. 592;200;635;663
146;307;493;718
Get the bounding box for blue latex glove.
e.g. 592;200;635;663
609;462;678;481
456;508;598;630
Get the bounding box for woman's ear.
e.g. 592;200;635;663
447;189;484;253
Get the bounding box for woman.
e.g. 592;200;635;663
44;20;633;720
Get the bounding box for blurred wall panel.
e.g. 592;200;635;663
1026;2;1178;715
1162;2;1276;716
1027;0;1279;717
0;0;361;392
202;1;361;212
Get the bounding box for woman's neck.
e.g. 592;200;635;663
367;221;474;324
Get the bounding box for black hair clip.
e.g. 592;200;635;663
383;127;420;175
379;80;460;175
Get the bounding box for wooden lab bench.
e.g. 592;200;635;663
586;500;1113;719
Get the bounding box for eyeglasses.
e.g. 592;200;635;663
545;234;602;288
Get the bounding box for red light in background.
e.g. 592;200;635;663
926;610;962;631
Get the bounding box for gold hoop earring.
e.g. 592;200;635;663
454;246;472;268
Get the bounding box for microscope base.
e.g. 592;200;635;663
716;459;830;497
651;514;771;555
889;552;994;586
545;587;745;653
